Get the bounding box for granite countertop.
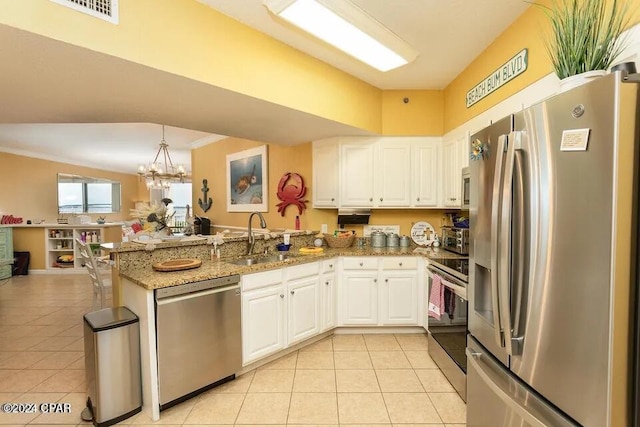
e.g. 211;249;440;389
120;246;466;290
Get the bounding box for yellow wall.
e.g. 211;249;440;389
0;0;382;134
192;137;454;237
0;152;140;223
382;90;444;136
443;4;552;132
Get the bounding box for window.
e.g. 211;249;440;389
57;174;121;214
149;182;192;226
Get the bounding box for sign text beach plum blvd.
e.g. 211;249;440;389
466;49;528;108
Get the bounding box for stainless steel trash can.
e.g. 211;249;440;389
83;307;142;426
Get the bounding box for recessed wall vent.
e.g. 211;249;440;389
50;0;119;24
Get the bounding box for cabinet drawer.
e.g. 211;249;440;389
381;257;417;270
343;257;378;270
287;262;320;281
322;259;336;273
242;269;283;292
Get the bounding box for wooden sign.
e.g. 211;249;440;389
466;49;528;108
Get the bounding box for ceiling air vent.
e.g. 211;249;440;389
50;0;119;24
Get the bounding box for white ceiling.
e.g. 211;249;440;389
0;123;214;175
201;0;531;89
0;0;530;174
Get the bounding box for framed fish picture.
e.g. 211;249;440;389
226;145;268;212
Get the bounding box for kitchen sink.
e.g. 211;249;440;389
227;253;298;266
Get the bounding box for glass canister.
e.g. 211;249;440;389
370;231;386;248
386;233;399;247
399;235;411;247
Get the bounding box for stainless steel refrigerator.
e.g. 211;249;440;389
467;72;639;427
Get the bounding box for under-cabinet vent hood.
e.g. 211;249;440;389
337;209;371;226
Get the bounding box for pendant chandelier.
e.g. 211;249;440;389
137;125;190;190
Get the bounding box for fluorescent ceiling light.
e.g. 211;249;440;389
264;0;418;72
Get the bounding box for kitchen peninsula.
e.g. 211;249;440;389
112;233;464;420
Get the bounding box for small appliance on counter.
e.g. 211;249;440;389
193;216;211;235
441;227;469;255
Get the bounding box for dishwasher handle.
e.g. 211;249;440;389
157;284;240;305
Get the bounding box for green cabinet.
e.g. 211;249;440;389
0;227;13;279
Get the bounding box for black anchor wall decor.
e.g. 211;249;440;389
198;179;212;212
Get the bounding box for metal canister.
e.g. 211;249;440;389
370;231;386;248
386;233;399;247
399;235;411;247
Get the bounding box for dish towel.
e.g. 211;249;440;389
428;274;445;320
444;287;456;320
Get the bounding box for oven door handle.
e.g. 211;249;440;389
427;269;467;300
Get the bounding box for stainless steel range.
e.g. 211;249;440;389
427;256;468;401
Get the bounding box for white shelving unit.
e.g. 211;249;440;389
45;226;103;271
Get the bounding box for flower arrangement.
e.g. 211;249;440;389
129;198;174;234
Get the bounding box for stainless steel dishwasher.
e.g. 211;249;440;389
155;274;241;409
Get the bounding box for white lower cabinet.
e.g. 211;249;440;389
320;272;336;331
340;257;420;327
341;271;379;325
242;257;422;365
242;284;286;364
380;271;418;325
287;276;320;346
242;262;322;365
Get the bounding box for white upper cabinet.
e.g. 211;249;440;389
339;138;376;207
376;138;412;207
412;138;440;207
312;135;466;209
460;133;470;169
312;138;339;208
442;138;462;207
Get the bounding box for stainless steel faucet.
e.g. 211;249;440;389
247;212;267;255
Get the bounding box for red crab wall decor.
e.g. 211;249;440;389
276;172;309;216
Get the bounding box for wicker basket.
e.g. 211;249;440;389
324;234;355;248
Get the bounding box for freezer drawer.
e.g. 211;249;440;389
467;336;577;427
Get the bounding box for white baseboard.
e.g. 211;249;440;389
28;269;86;275
334;326;426;335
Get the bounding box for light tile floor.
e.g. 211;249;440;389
0;274;467;426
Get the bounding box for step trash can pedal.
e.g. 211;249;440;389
82;307;142;427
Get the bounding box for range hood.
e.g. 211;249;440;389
337;209;371;226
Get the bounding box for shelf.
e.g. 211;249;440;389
48;237;73;240
49;249;74;252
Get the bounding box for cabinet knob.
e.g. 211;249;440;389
359;262;363;267
374;278;377;283
329;264;333;268
385;278;389;283
290;290;295;295
416;197;420;201
331;198;335;201
369;197;373;202
280;294;284;298
380;198;383;202
325;281;329;285
399;262;403;267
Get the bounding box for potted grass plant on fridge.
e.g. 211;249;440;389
538;0;632;91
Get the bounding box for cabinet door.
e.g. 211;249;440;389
341;271;378;325
320;273;336;332
443;139;462;207
376;139;411;207
380;271;418;325
287;276;320;346
459;134;470;169
412;139;439;207
312;139;339;207
242;285;285;364
339;139;375;207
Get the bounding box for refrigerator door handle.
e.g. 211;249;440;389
511;131;529;356
490;134;507;349
498;131;522;356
